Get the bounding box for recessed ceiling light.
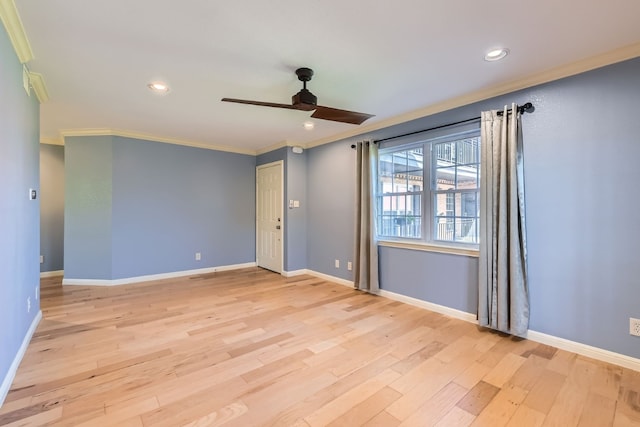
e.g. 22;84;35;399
484;48;510;62
303;121;314;130
147;81;170;94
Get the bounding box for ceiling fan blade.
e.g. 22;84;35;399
221;98;298;110
311;105;374;125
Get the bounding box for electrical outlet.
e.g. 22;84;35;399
334;259;340;269
347;261;353;271
195;252;201;261
27;297;31;313
40;255;44;264
630;318;640;337
35;286;39;301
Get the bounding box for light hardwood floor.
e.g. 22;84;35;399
1;268;639;426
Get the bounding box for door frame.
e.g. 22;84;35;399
255;160;284;274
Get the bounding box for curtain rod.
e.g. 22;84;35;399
350;102;534;148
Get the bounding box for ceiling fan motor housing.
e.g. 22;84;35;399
292;89;317;110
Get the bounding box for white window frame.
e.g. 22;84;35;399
376;125;481;255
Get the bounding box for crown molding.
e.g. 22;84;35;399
60;128;115;138
53;130;304;157
27;71;48;103
305;42;640;149
40;137;64;146
0;0;33;63
255;140;300;156
59;128;256;156
256;141;288;156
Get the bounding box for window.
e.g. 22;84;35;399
376;128;481;246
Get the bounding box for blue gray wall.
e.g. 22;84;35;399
256;147;308;272
65;136;256;280
286;148;308;271
307;141;357;278
40;144;64;272
305;57;640;359
379;247;478;313
521;59;640;359
0;25;41;395
64;136;113;279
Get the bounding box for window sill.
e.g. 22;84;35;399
378;240;479;258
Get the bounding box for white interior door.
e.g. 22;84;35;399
256;162;283;273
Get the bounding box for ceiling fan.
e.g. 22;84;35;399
221;68;374;125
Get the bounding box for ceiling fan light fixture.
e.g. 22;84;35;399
484;48;509;61
147;81;170;94
303;121;314;130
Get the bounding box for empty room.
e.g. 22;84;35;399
1;1;640;425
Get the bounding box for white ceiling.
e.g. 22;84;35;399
16;0;640;154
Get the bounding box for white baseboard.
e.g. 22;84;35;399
374;289;640;372
62;262;257;286
282;268;355;288
524;330;640;372
40;270;63;278
377;289;477;323
213;262;257;273
0;310;42;407
304;269;355;288
281;269;309;278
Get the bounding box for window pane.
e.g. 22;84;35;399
379;153;394;194
461;192;478;217
434;137;480;189
456;137;480;165
455;217;478;243
446;193;454;216
435;167;456;190
434;142;456;164
457;167;478;189
434;215;479;243
377;147;424;239
436;166;478;190
378;194;422;238
435;192;455;217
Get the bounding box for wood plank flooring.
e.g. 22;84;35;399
1;268;639;426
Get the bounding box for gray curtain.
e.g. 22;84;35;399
478;104;529;336
354;141;379;292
